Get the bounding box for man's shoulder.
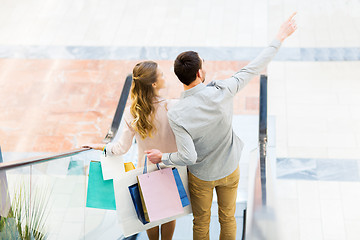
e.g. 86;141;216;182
167;97;190;122
167;99;181;116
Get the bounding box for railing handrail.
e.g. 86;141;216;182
259;74;268;206
0;74;133;170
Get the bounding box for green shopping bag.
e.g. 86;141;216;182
86;161;116;210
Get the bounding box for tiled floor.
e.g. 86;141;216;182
274;157;360;240
1;0;360;239
268;62;360;160
275;179;360;240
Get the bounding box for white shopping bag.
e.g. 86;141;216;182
113;164;192;237
101;154;125;180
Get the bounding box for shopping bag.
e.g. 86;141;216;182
86;161;116;210
128;183;149;224
101;154;125;180
126;161;145;223
129;162;160;224
128;162;161;224
137;156;183;222
124;162;135;172
172;167;190;207
136;160;161;223
113;161;192;237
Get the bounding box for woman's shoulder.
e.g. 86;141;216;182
123;106;134;121
124;106;131;115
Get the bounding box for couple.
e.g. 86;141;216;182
84;13;297;240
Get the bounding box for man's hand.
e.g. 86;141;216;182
276;12;297;42
145;149;163;164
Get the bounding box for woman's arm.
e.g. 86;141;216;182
106;119;135;155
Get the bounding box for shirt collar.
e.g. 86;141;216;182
180;83;206;98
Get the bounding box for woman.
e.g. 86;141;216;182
83;61;178;240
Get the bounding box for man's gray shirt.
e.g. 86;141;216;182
162;40;281;181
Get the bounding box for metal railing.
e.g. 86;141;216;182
258;74;268;206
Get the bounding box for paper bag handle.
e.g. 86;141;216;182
143;155;161;174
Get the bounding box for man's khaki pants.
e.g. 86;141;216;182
188;166;240;240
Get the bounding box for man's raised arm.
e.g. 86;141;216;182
221;12;297;96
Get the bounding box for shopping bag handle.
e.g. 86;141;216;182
143;155;161;174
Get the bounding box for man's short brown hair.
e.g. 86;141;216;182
174;51;202;86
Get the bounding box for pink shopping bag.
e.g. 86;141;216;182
137;157;184;222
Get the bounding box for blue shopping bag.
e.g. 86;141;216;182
172;168;190;207
86;161;116;210
128;183;149;225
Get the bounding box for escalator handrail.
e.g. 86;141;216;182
259;74;268;206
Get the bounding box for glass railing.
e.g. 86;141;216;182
0;149;138;239
244;148;279;240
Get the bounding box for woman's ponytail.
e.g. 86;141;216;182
130;61;158;139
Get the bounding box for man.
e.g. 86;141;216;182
146;13;297;240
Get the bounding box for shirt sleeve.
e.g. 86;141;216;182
220;39;281;96
106;110;135;156
161;118;197;166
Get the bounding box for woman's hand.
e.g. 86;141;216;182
81;144;105;151
276;12;298;42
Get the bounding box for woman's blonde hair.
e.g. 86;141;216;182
130;61;159;139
